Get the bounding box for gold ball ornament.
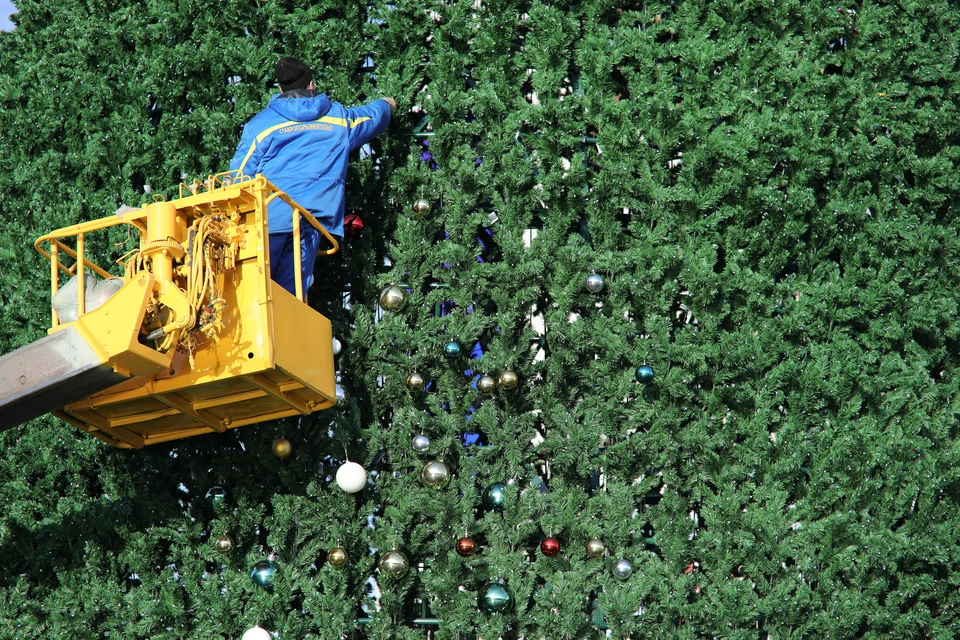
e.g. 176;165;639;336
214;535;235;554
328;547;348;568
378;285;407;312
420;460;451;489
477;375;496;394
272;437;292;459
498;370;519;390
586;538;606;558
379;549;410;579
406;372;425;392
412;198;432;217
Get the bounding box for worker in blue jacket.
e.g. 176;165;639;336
230;57;395;295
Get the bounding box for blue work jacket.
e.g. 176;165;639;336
229;92;391;238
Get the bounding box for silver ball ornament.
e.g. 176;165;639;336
614;559;633;579
412;434;430;453
585;273;604;293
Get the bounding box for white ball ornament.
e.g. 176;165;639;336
242;626;271;640
332;337;342;355
335;461;368;493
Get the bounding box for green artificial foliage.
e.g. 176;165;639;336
3;0;960;637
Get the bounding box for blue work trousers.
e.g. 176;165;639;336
269;229;322;296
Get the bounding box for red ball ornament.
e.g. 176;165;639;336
456;536;476;557
540;537;561;557
343;213;365;238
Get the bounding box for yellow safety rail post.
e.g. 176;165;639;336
50;243;59;326
257;174;340;301
76;233;85;317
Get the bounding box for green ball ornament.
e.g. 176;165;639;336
482;482;507;512
204;486;229;509
250;560;279;591
479;583;513;613
378;285;407;312
443;341;462;359
379;550;409;579
635;365;655;384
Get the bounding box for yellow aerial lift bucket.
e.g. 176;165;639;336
0;172;338;448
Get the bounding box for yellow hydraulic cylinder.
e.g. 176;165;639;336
141;201;186;283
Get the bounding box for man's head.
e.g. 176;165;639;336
275;57;313;92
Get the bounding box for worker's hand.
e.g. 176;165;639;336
382;97;396;112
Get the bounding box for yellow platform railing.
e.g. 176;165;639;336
36;171;340;316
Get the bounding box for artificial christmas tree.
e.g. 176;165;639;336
2;0;960;638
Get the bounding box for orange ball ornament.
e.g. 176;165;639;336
456;536;476;557
272;438;292;459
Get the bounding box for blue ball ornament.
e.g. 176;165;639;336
479;583;513;613
250;560;279;591
635;365;655;384
204;486;229;510
443;341;462;359
482;482;507;512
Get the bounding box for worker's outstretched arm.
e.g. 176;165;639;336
345;98;394;152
